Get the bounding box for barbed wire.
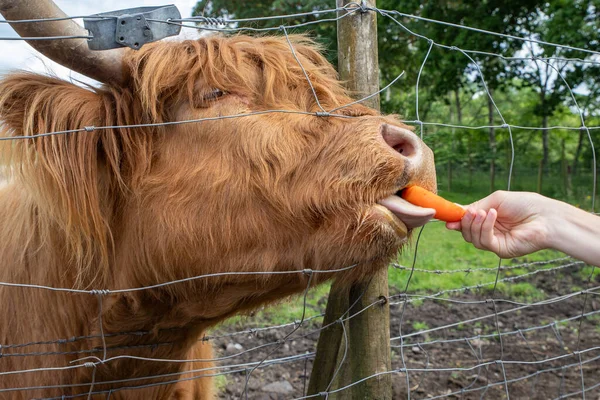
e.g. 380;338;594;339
1;352;317;396
3;306;597;398
390;260;587;304
392;308;600;348
31;344;600;400
0;261;591;384
0;264;357;294
0;271;597;395
392;256;573;275
0;256;578;353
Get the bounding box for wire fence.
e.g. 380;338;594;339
0;1;599;399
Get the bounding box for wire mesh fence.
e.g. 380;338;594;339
0;1;599;399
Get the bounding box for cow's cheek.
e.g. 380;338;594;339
303;209;406;278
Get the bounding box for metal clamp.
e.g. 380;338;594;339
84;5;181;51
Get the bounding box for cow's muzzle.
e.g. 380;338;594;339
375;123;436;233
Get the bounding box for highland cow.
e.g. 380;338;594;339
0;1;436;398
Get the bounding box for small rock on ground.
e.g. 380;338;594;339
260;380;294;394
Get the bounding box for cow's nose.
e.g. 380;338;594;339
380;124;421;160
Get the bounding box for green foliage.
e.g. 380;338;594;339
213;375;228;392
412;321;430;332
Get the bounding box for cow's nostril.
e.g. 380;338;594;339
381;124;419;159
392;140;415;157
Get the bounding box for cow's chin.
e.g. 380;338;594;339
370;204;409;239
360;195;434;256
346;205;413;272
341;204;412;264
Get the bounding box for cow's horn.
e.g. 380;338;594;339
0;0;126;85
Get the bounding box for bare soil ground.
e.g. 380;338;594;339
212;269;600;399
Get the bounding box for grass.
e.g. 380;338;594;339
247;283;331;326
213;283;330;331
391;219;564;302
576;265;600;281
412;321;430;332
213;375;228;393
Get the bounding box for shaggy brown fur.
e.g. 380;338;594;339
0;35;436;399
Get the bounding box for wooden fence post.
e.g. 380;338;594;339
306;284;350;397
308;1;392;399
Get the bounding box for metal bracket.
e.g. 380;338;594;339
84;5;181;51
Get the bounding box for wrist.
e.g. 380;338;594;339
542;198;593;254
540;198;565;251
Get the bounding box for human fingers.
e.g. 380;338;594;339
478;208;499;254
461;208;476;243
469;210;487;250
446;221;461;230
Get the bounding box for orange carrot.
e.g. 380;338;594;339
401;186;466;222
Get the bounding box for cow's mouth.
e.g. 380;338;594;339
374;189;435;237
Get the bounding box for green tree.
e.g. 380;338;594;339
396;0;540;190
514;0;600;185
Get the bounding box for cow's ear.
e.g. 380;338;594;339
0;73;103;137
0;71;153;193
0;72;135;286
0;72;116;188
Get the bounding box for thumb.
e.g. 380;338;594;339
469;191;505;212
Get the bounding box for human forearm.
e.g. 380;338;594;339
544;200;600;266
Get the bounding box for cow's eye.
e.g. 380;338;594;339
202;88;226;102
194;88;226;108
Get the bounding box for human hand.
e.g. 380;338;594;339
446;191;552;258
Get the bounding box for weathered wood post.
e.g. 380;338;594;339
306;284;350;396
308;1;392;399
